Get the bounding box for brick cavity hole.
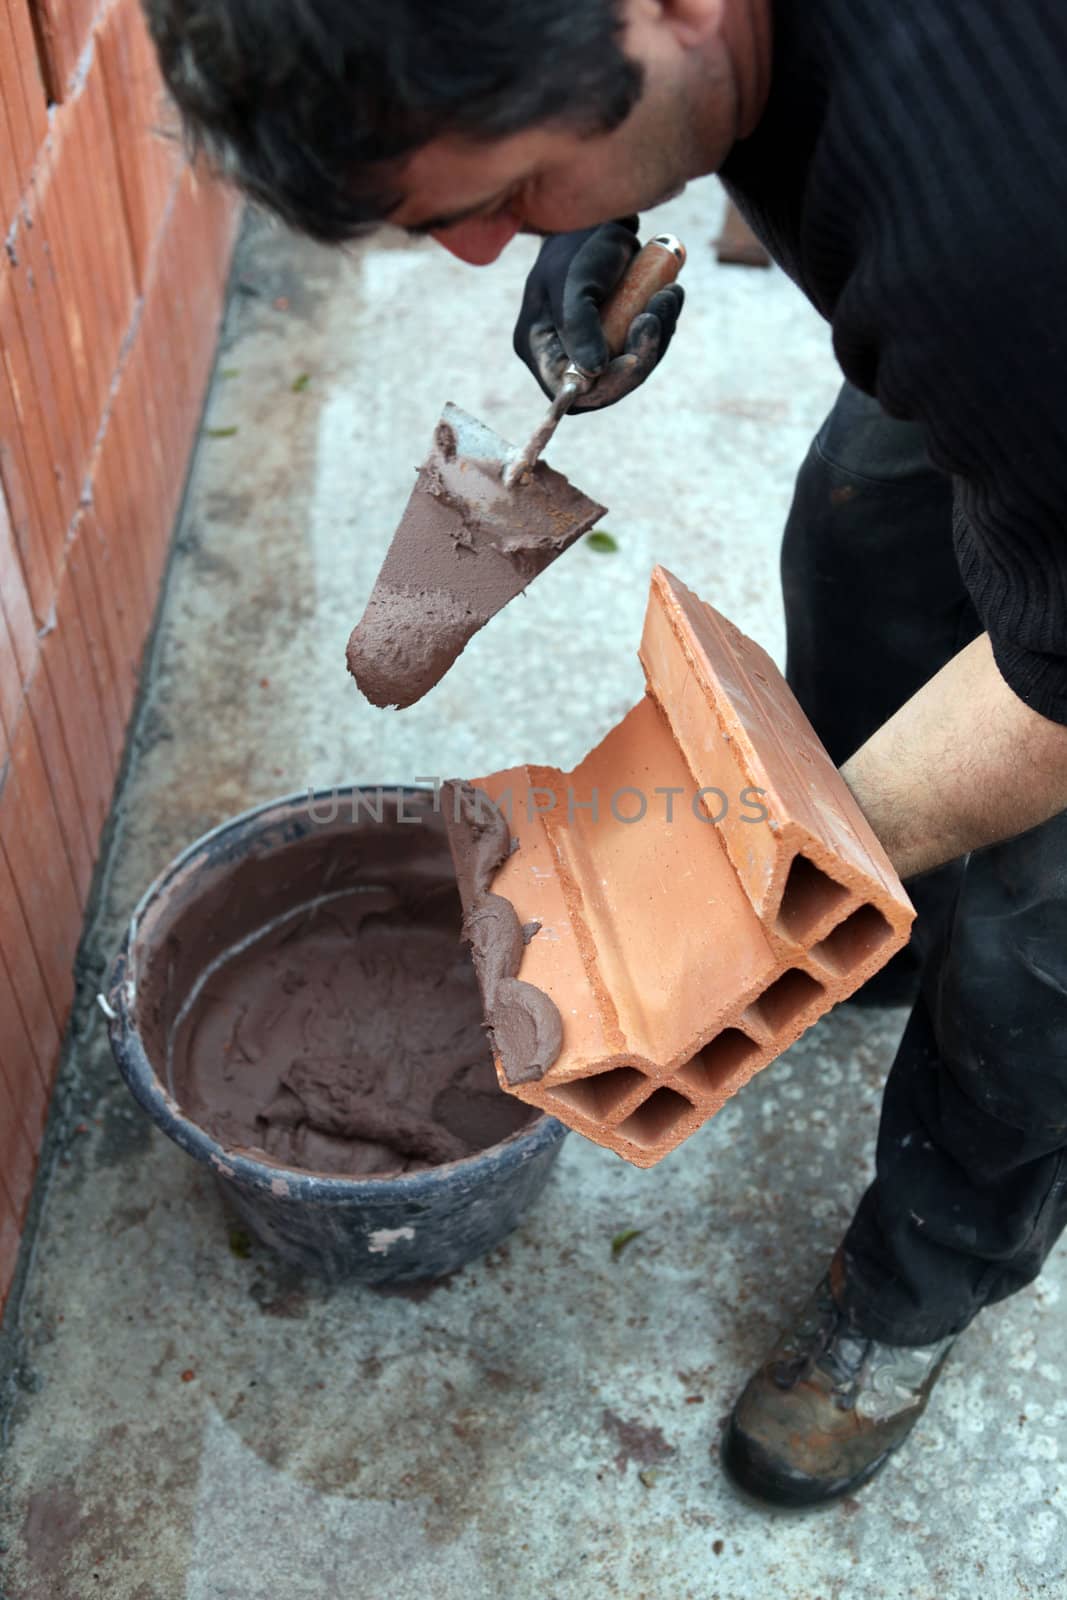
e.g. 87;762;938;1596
749;968;824;1035
618;1086;695;1149
776;854;851;944
677;1028;761;1099
545;1065;645;1123
814;904;894;973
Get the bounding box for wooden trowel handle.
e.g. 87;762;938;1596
503;232;687;487
599;233;687;358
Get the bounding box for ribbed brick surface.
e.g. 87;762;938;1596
26;0;98;98
449;568;914;1168
0;0;241;1316
97;0;181;286
1;0;48;192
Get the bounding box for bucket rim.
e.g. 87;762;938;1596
123;782;438;937
104;784;565;1199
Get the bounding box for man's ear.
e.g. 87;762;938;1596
658;0;725;49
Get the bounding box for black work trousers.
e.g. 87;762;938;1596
782;382;1067;1345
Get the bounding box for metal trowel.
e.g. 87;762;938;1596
346;234;687;710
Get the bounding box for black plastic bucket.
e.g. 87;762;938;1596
105;785;567;1284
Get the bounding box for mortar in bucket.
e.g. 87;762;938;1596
105;786;567;1283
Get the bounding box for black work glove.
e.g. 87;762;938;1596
513;218;685;412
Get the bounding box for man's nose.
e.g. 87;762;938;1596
430;213;522;265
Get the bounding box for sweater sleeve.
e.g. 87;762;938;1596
833;224;1067;726
787;1;1067;725
721;0;1067;723
952;491;1067;725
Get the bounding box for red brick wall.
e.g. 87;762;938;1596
0;0;240;1312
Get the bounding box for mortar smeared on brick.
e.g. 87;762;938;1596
443;780;564;1085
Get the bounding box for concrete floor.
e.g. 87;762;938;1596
2;180;1065;1599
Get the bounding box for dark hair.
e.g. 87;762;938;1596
143;0;643;243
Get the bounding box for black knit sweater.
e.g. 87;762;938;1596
720;0;1067;724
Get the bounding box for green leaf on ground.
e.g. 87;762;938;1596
204;426;239;438
291;373;312;393
611;1228;643;1260
639;1468;660;1488
586;529;619;554
219;367;241;378
229;1228;253;1258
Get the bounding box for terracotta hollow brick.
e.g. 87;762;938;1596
63;0;106;85
47;99;117;428
152;183;195;419
25;660;95;906
446;567;914;1169
137;191;186;500
0;908;49;1132
178;161;236;341
637;567;907;944
0;611;19;765
0;701;84;1021
0;0;48;199
21;0;74;99
104;357;157;613
93;402;152;627
0;379;50;632
78;498;139;721
137;12;183;220
0;1208;21;1321
0;263;63;622
0;481;37;712
0;838;62;1080
28;178;93;491
119;324;172;598
84;58;139;352
136;336;179;551
6;203;82;539
202;175;241;294
96;0;182;288
20;159;92;473
41;562;115;846
64;74;136;404
0;21;26;226
0;1051;41;1231
31;153;98;481
126;299;166;484
528;695;782;1069
66;510;123;764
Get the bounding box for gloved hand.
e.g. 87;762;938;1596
513;218;685;412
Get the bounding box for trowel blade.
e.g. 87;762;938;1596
346;402;607;709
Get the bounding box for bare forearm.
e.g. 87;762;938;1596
840;635;1067;880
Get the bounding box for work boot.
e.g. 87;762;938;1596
720;1260;957;1508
